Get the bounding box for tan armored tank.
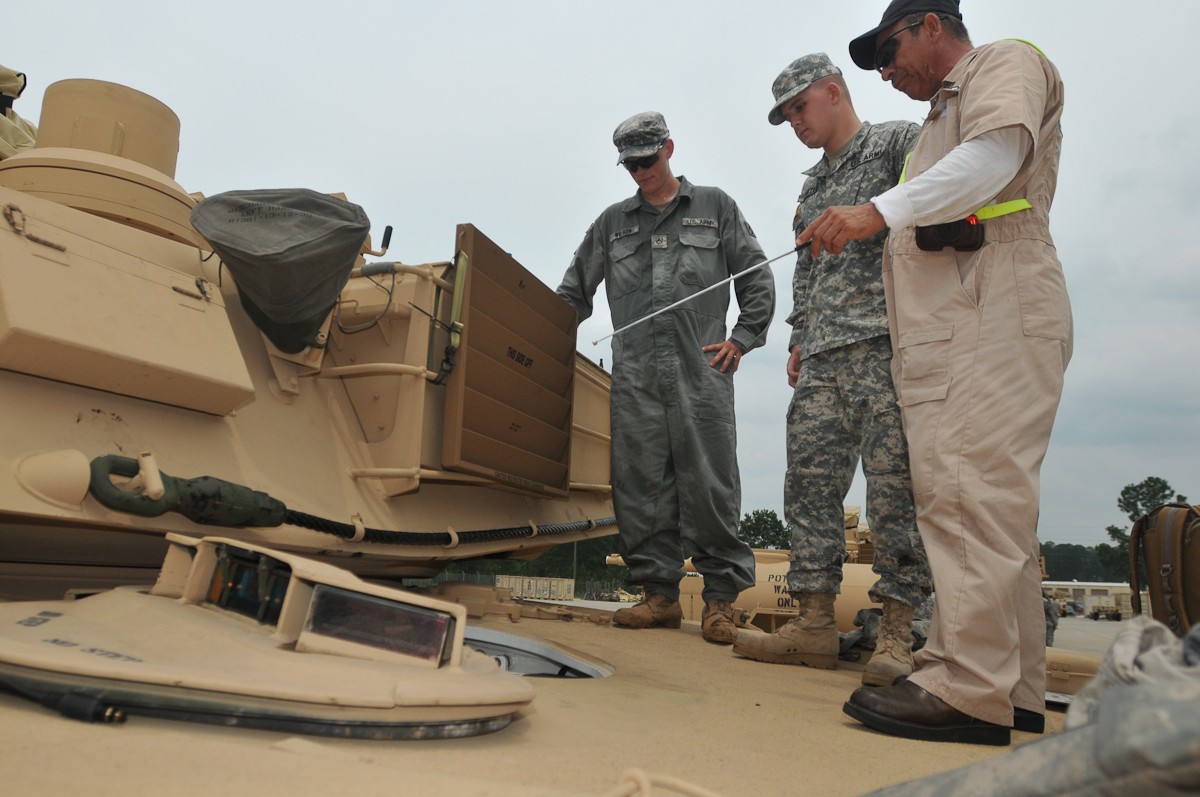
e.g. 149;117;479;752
1;78;1097;796
0;78;617;601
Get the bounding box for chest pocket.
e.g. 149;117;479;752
607;236;644;298
914;86;962;168
844;150;885;205
678;227;720;288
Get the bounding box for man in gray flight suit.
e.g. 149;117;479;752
733;54;931;686
557;112;775;644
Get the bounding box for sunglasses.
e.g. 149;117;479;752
622;148;662;173
874;18;927;72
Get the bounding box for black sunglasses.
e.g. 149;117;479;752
874;17;934;72
622;148;662;173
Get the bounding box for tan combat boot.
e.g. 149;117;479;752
701;600;738;645
862;598;915;687
612;593;683;629
732;592;838;668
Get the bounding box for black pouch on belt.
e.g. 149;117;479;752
914;215;984;251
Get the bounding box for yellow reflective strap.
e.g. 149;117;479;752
970;39;1042;220
1005;38;1047;58
899;121;1033;219
974;199;1032;220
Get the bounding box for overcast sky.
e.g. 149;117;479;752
8;1;1198;548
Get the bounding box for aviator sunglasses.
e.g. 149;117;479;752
874;16;945;72
622;146;663;173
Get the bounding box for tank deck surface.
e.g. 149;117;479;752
2;606;1073;797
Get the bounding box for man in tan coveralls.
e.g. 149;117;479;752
797;0;1072;746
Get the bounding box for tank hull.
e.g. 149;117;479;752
0;101;615;600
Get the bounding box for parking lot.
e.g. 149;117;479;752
1052;614;1129;657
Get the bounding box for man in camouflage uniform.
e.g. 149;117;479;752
557;112;775;645
1043;592;1058;647
733;54;931;685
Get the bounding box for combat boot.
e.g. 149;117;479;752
732;592;838;668
701;600;738;645
612;593;683;629
862;598;915;687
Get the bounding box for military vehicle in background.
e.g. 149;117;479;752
0;75;1098;796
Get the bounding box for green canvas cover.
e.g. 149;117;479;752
191;188;369;352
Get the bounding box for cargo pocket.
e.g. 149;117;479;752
678;227;722;318
896;324;953;384
607;237;645;300
695;355;735;423
896;324;953;495
1013;243;1071;342
678;227;720;287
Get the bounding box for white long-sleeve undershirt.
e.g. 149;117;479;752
871;125;1031;229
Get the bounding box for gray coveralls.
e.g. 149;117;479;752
557;177;775;602
785;121;931;608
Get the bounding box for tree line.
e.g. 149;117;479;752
434;476;1188;590
733;476;1189;584
1044;476;1187;583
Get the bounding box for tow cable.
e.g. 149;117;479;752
88;454;615;546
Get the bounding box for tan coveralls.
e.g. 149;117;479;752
884;41;1072;727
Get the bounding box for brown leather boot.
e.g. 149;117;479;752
701;600;738;645
843;680;1010;746
612;593;683;629
732;592;838;668
862;598;915;687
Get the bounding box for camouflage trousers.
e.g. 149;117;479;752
784;336;931;606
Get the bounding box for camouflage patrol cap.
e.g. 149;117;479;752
613;112;669;164
768;53;842;126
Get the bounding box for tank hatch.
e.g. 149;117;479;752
0;535;533;739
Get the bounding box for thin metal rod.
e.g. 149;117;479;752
591;247;797;346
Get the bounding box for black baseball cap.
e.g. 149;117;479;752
849;0;962;70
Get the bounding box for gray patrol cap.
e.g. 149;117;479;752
613;112;669;164
768;53;842;126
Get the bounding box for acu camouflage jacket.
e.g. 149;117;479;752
788;120;918;358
